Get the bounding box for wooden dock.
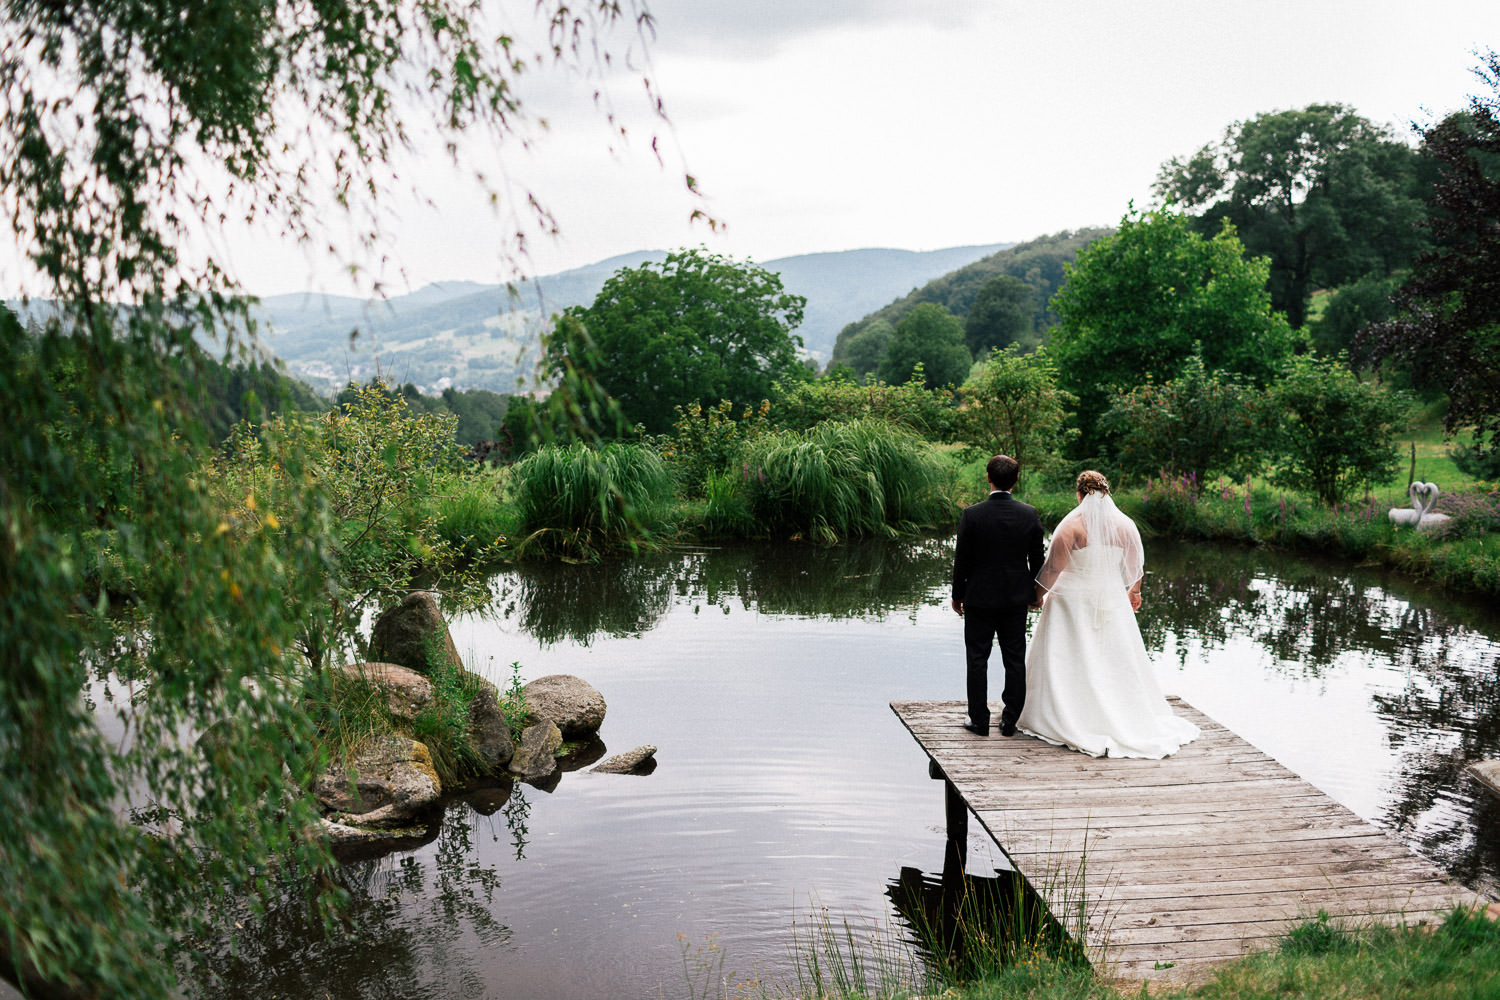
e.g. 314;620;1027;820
891;698;1484;985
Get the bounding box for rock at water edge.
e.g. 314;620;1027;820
314;734;442;828
508;719;562;782
523;674;606;739
591;745;658;774
369;591;464;676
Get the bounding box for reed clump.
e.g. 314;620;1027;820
737;420;953;543
509;442;675;559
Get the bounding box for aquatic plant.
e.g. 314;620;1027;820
509;442;675;559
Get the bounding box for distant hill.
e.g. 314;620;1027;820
252;243;1012;394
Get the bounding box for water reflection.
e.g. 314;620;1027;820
487;537;954;646
184;807;515;999
1137;540;1500;895
186;536;1500;999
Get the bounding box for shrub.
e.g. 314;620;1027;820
509;442;675;559
739;420;951;542
956;345;1076;482
771;371;959;440
657;398;771;497
1269;354;1412;504
1100;352;1270;483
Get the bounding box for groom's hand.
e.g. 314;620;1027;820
951;598;964;616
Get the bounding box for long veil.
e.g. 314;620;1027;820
1035;492;1145;594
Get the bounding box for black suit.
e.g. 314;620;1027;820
951;491;1046;730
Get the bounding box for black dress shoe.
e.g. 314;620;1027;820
962;722;989;737
998;719;1017;737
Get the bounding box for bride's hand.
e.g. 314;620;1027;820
1128;590;1142;612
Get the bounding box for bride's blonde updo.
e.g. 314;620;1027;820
1076;470;1110;496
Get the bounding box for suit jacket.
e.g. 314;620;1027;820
952;492;1046;609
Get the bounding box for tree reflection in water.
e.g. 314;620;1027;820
1140;539;1500;894
180;802;523;999
488;537;955;646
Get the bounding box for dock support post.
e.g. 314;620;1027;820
930;759;967;883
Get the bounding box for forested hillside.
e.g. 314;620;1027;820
828;229;1113;377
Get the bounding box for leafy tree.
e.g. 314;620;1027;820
955;346;1075;482
1098;352;1269;483
0;2;675;996
1362;50;1500;456
877;302;972;390
964;274;1035;356
839;317;895;379
1309;274;1401;357
1049;207;1296;451
1156;103;1429;329
551;248;806;435
1269;354;1411;504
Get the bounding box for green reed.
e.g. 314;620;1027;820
509;441;675;559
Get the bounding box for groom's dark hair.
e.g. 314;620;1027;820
987;455;1019;491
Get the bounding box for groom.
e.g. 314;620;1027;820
950;455;1045;736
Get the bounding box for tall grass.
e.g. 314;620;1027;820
509;442;675;559
738;420;952;543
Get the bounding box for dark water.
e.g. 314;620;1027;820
185;537;1500;999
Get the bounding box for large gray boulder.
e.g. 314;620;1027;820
334;661;434;720
522;674;606;738
508;719;562;782
468;686;516;773
314;734;442;828
368;591;464;676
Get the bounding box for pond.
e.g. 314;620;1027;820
185;537;1500;999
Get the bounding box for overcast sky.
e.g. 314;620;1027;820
11;1;1500;299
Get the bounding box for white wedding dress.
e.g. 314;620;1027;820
1017;493;1199;759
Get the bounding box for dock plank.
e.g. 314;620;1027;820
891;698;1485;986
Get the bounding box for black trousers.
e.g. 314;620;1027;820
963;604;1028;728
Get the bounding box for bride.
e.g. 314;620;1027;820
1016;470;1199;758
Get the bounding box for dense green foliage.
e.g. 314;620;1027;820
877;302;973;389
509;443;676;559
217;381;486;666
737;421;953;543
1099;353;1269;483
0;0;670;994
955;346;1075;485
965;274;1036;356
828;229;1110;376
1363;50;1500;460
549;248;807;434
337;381;512;447
1156;103;1429;329
771;372;958;439
1268;354;1412;503
1049;207;1296;451
1;308;339;999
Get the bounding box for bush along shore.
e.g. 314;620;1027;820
1099;471;1500;598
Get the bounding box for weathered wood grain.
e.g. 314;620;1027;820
891;698;1486;987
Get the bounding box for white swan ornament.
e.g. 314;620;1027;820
1388;482;1450;531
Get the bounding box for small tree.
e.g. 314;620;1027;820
1049;207;1296;451
956;346;1075;482
552;248;806;435
877;302;973;390
1099;353;1270;484
1269;354;1411;504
